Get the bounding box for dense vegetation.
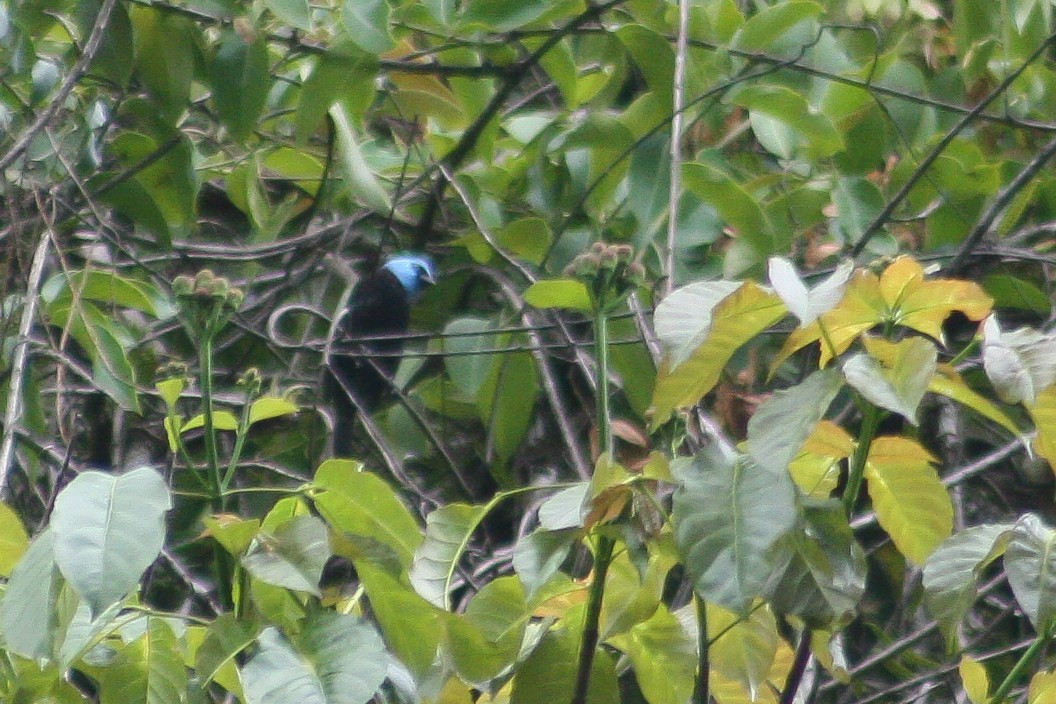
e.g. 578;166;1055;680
2;0;1056;702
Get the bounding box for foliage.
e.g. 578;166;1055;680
2;0;1056;702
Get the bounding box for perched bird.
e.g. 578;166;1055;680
328;254;435;455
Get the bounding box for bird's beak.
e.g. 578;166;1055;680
421;271;436;286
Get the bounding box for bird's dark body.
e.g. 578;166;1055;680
328;255;434;456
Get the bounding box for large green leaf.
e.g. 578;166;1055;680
653;280;742;367
707;602;781;700
768;501;867;628
241;515;330;595
51;467;171;615
329;102;391;212
652;283;786;427
240;614;387;704
1005;514;1056;631
357;564;443;680
196;613;261;690
444;576;527;685
843;336;937;425
0;529;60;660
410;503;487;608
312;460;422;568
922;523;1012;638
130;7;195;121
210;28;270;141
513;528;578;601
510;626;620;704
673;448;797;612
683;162;772;262
729;84;844;159
746;367;843;477
341;0;393;53
609;605;696;704
99;618;186;704
733;0;824;50
865;437;952;565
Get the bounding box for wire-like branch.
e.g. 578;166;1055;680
850;33;1056;257
945;132;1056;275
665;0;691;295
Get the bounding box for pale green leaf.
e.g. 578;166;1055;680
1005;514;1056;631
524;279;592;311
51;467;171;614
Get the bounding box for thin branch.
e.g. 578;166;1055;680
0;0;120;171
666;0;691;295
0;224;51;498
945;132;1056;275
850;33;1056;257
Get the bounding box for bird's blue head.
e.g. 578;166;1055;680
382;254;436;298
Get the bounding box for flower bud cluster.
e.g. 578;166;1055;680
563;242;646;308
172;270;243;337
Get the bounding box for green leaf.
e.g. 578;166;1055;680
537;484;589;530
240;615;388;704
982;315;1056;405
831;177;884;246
41;270;169;318
524;279;592;311
196;613;260;689
295;52;378;143
673;448;797;612
203;515;261;556
653;280;743;367
729;85;844;158
683;162;772;259
652;283;787;427
609;605;696;704
357;564;443;679
130;7;195;121
982;274;1052;316
480;344;537;473
329;102;391;212
210;28;270;141
410;503;487;608
733;0;824;50
442;317;496;399
707;602;780;699
262;0;311;30
865;437;952;565
182;410;240;432
242;515;330;595
444;576;527;685
928;365;1023;439
51;467;171;615
922;523;1012;637
843;336;938;425
341;0;393;53
511;628;620;704
313;460;423;568
460;0;555;31
248;396;300;426
497;217;553;265
99;618;187;704
0;529;60;660
1005;514;1056;631
513;528;577;601
746;368;843;477
960;656;990;704
0;501;29;576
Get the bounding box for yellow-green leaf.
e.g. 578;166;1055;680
929;364;1022;438
524;279;592;311
1029;669;1056;704
959;656;989;704
865;437;952;565
1028;384;1056;475
0;502;29;577
652;283;786;427
880;256;992;340
182;411;240;432
155;378;184;409
248;397;300;426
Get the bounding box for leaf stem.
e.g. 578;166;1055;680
199;308;223;508
571;301;617;704
693;596;710;704
843;401;882;516
985;627;1052;704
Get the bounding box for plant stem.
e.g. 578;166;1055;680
985;628;1051;704
693;596;710;704
779;628;814;704
843;401;882;516
571;533;615;704
571;302;616;704
199;309;222;508
222;390;254;492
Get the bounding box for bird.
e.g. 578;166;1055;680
327;254;436;455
